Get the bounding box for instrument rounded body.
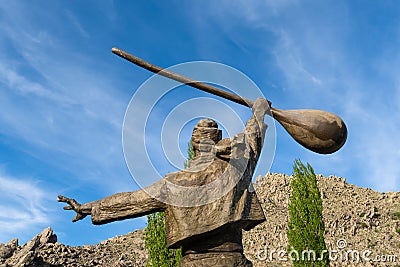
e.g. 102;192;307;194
271;108;347;154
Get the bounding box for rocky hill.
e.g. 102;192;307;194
244;173;400;267
1;173;399;266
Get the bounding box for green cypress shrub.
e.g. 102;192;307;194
145;212;181;267
183;142;194;169
287;159;329;266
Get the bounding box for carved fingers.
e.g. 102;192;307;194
72;213;87;222
58;195;80;210
58;195;87;222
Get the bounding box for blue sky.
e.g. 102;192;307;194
1;1;399;246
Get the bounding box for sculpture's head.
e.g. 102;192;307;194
191;118;222;158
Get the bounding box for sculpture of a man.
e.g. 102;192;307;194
59;98;270;266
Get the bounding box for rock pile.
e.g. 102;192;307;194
0;228;146;267
0;227;57;267
1;173;399;266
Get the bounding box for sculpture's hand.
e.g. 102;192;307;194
252;98;271;116
58;195;89;222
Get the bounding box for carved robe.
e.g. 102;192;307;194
89;113;267;251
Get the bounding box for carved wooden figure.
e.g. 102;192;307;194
59;48;347;266
59;98;270;266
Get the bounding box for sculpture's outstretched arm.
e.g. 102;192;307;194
58;187;167;225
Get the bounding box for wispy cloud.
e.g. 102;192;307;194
0;2;135;195
205;0;298;22
64;9;90;39
0;64;70;103
0;170;53;243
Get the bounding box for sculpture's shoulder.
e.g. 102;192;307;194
166;157;228;187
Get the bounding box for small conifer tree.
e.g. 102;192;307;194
184;142;194;169
145;212;181;267
287;159;329;266
145;143;194;266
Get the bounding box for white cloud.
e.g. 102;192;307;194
0;171;53;243
0;3;131;193
64;9;90;39
206;0;298;22
0;64;71;103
